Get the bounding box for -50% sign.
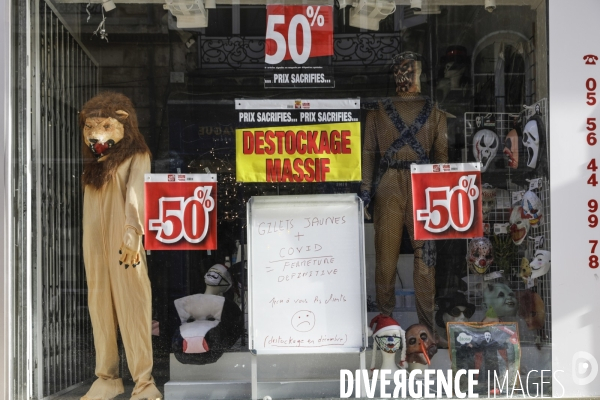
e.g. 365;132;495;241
411;163;483;240
265;5;333;65
144;174;217;251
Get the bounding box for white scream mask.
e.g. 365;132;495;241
481;184;497;221
509;206;530;245
522;191;543;227
484;332;491;343
523;119;541;169
473;129;499;172
529;250;551;279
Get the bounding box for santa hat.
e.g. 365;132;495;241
369;314;407;370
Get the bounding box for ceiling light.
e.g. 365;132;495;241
410;0;422;12
101;0;116;12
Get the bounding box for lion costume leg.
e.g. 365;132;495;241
82;180;161;400
82;219;125;400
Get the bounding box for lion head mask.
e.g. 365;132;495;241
79;91;150;189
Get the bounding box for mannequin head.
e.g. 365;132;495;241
369;314;406;370
204;263;232;296
435;292;476;328
391;52;422;94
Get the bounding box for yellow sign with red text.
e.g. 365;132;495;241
235;99;361;183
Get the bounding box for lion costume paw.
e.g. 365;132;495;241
130;382;162;400
80;378;124;400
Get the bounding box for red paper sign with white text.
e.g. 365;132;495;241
264;4;334;88
411;163;483;240
144;174;217;250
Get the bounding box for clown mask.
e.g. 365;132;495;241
529;249;551;279
473;129;499;172
509;206;530;245
522;191;543;227
466;237;494;275
481;184;497;221
405;324;437;365
503;129;519;169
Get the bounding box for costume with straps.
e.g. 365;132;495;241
361;93;448;331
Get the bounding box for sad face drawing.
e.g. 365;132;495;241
291;310;316;332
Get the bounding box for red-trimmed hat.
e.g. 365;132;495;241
369;314;402;337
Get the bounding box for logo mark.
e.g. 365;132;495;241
572;351;599;386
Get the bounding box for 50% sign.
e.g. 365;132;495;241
265;5;333;65
411;163;483;240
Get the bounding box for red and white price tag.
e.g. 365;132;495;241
411;163;483;240
265;5;333;65
144;174;217;250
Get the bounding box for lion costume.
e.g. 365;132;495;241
79;92;161;400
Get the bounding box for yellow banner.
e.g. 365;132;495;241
236;122;361;182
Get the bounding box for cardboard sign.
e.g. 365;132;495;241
235;99;361;182
264;5;334;88
144;174;217;250
411;163;483;240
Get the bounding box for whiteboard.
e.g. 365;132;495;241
247;194;367;354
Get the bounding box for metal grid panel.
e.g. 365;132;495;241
34;2;97;397
463;99;551;345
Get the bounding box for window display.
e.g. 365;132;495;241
9;0;596;399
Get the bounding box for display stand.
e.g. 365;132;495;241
247;194;368;399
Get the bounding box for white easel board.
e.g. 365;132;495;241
247;194;367;354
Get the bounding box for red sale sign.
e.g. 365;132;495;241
264;5;334;88
411;163;483;240
144;174;217;250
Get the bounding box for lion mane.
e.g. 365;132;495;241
79;91;151;189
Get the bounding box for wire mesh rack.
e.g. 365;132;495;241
463;99;551;346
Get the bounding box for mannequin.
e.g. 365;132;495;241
78;92;161;400
172;263;243;363
361;52;448;331
369;314;407;372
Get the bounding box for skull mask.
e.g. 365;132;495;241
391;52;422;94
482;282;518;318
405;324;437;365
509;206;530;245
466;237;494;275
529;249;551;279
523;118;541;169
522;191;543;227
484;332;492;343
473;129;499;172
481;184;497;221
503;129;519;169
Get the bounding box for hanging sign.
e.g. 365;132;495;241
144;174;217;250
235;99;360;182
264;4;334;88
411;163;483;240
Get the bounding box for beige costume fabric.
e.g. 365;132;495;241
82;153;160;400
361;93;448;331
